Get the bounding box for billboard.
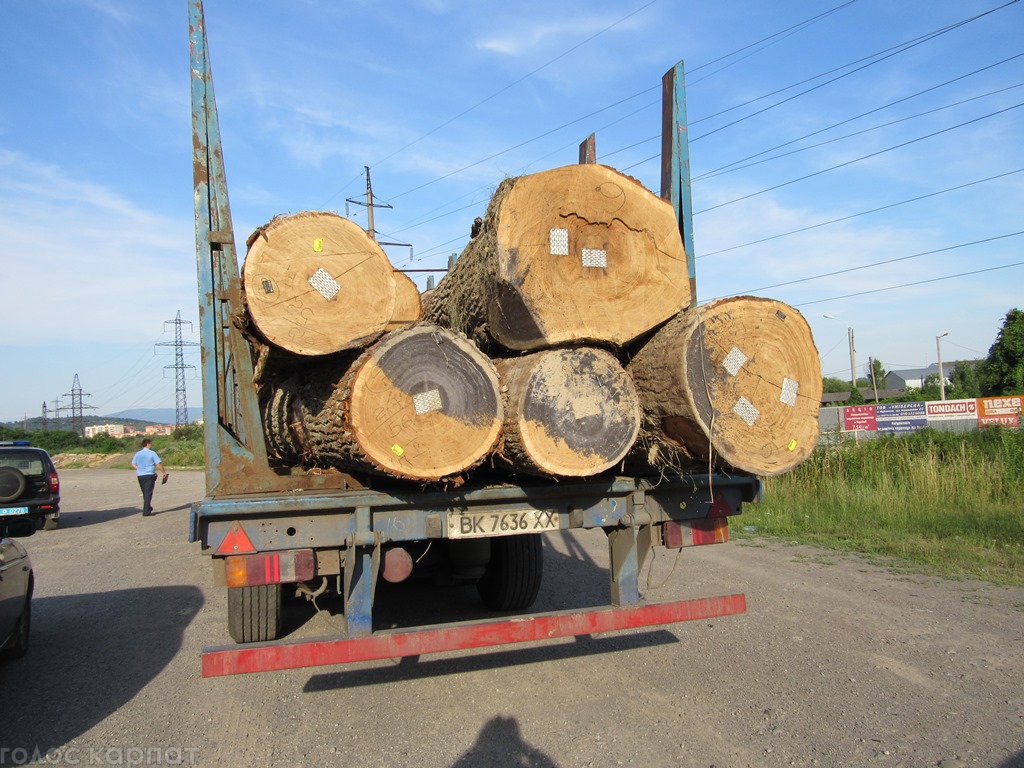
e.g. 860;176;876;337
926;399;977;422
842;405;877;431
875;402;928;433
977;396;1022;427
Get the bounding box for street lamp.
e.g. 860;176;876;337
936;332;949;401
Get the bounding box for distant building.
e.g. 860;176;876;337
884;360;982;390
143;424;175;436
84;424;133;438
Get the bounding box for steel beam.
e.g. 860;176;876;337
201;594;747;677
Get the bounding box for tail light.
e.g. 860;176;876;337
49;472;60;494
225;550;315;588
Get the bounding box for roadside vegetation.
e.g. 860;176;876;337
0;424;205;469
736;427;1024;585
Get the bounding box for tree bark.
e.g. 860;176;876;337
263;325;503;482
424;163;691;352
494;347;641;477
627;296;822;476
243;211;397;356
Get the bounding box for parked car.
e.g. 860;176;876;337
0;516;34;659
0;441;60;530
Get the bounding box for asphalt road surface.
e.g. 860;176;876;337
1;468;1022;768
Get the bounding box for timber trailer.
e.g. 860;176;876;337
188;0;759;678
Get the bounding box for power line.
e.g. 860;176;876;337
693;54;1024;180
693;101;1024;215
697;168;1024;259
795;260;1024;307
321;1;660;208
696;80;1024;182
377;2;884;206
714;231;1024;300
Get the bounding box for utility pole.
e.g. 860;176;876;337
63;374;95;437
847;327;857;391
346;167;410;249
41;402;49;432
936;332;949;401
156;311;199;429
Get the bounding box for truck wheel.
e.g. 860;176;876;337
0;468;26;503
477;534;543;611
227;584;282;643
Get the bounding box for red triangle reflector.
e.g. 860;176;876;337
216;522;257;555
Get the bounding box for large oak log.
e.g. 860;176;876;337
424;163;691;352
627;296;822;476
243;211;397;356
263;325;502;482
386;270;423;331
494;347;641;477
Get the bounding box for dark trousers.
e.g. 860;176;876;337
138;474;157;515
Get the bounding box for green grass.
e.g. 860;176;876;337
732;427;1024;585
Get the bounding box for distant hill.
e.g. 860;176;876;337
107;408;204;424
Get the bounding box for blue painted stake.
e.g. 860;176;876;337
661;61;696;307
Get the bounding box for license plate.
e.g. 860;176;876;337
0;507;30;516
448;510;560;539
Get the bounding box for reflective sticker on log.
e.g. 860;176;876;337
723;347;748;376
261;279;274;295
780;377;799;407
308;268;341;301
582;248;607;268
550;228;569;256
733;396;760;426
391;444;405;457
313;238;324;253
413;389;443;415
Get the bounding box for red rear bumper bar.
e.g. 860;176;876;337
201;593;746;677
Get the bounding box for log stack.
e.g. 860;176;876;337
241;163;821;485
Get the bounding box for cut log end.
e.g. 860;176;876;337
629;296;822;476
350;326;503;480
496;347;641;477
243;211;397;356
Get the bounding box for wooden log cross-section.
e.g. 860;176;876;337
263;325;503;482
424;163;692;352
243;211;403;356
495;347;641;477
627;296;823;477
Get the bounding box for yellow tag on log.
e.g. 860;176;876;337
313;238;323;252
391;444;405;457
787;439;798;452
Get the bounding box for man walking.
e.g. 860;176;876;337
131;438;168;516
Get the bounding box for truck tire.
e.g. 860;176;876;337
477;534;543;611
227;584;282;643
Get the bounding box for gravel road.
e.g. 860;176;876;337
1;468;1021;768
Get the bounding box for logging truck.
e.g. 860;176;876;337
188;1;820;678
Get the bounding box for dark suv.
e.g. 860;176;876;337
0;442;60;530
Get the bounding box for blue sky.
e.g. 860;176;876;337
1;0;1021;423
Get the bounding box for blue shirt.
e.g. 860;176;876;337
132;447;163;476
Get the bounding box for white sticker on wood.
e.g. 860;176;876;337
780;377;799;407
413;389;443;415
550;228;569;256
733;396;760;426
308;268;341;301
722;347;748;376
582;248;607;268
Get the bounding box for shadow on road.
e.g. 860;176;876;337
302;628;679;693
0;585;204;756
451;716;559;768
55;506;141;528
